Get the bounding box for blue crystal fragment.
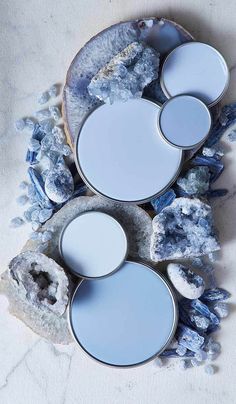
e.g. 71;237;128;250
176;324;205;352
191;156;224;183
206;102;236;147
206;189;228;198
177;167;210;196
201;288;231;302
151;189;176;214
160;349;194;358
188;299;220;326
28;167;53;209
25;150;38;165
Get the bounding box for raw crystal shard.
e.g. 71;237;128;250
176;166;210;196
150;198;220;262
88;42;160;104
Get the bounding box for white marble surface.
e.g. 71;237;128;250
0;1;236;403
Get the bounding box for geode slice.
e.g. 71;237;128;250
63;18;193;145
150;198;220;262
87;42;159;104
22;195;153;265
0;252;71;344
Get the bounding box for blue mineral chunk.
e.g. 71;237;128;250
71;183;87;199
32;123;46;141
49;106;61;121
15;118;25;131
206;102;236;147
28;167;54;209
189;299;220;326
160;349;194;358
213;302;229;318
176;324;205;352
25;150;38;165
206;189;228;198
38;91;50;105
227;130;236;142
10;217;25;228
48;84;58;98
36;108;51;121
151;189;176;214
205;323;220;335
177;167;210;196
201;288;231;302
150;198;220;262
191;156;224;183
38;208;53;223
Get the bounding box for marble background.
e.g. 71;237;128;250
0;1;236;403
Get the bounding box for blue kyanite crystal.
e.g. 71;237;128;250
213;302;229;318
28;167;53;209
201;288;231;302
88;42;160;104
44;164;74;203
206;102;236;147
177;167;210;196
150;198;220;262
188;299;220;327
151;189;176;214
191;156;224;183
176;324;205;352
38;91;50;105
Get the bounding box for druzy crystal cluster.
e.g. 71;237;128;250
88;42;160;104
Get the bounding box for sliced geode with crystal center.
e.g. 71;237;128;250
150;198;220;262
88;42;160;104
8;251;69;316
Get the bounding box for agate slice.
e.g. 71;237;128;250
63;18;193;145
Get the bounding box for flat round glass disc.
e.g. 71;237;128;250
159;95;212;149
161;42;229;106
60;211;127;279
69;261;177;367
75;99;183;203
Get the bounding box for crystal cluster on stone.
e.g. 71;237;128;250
150;198;220;262
167;263;205;299
88;42;160;104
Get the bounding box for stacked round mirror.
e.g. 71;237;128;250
62;29;229;367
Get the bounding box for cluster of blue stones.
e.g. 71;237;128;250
11;84;87;251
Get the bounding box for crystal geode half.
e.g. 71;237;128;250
0;251;71;344
88;42;160;104
150;198;220;262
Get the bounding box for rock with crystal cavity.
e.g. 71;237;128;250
0;251;71;344
88;42;160;104
22;195;153;265
63;18;193;145
167;263;205;299
150;198;220;262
